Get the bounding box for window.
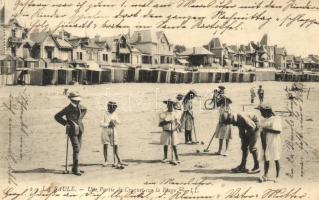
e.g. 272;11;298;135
119;38;126;48
76;52;83;60
47;49;52;59
160;56;165;64
102;54;108;62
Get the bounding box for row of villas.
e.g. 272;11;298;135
1;18;319;74
0;19;174;73
179;34;319;72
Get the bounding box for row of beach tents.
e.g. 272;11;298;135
1;67;256;85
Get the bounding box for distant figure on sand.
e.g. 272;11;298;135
250;87;256;104
100;101;125;167
257;85;264;104
181;90;198;144
256;104;282;183
225;112;261;174
55;92;87;176
213;96;232;156
159;99;181;165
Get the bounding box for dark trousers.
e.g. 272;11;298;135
258;95;264;103
239;129;259;168
185;130;192;143
68;133;82;172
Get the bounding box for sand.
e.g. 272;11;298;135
0;82;318;198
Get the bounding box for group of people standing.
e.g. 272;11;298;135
54;85;282;182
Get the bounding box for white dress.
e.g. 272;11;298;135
215;106;232;139
100;112;120;146
261;116;282;161
159;111;180;145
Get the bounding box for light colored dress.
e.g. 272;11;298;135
261;116;282;161
159;111;180;145
180;100;194;131
215;106;232;139
100;112;120;146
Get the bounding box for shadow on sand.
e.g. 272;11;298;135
122;159;162;164
179;152;222;157
13;168;65;174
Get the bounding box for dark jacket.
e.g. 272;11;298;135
54;103;87;135
236;113;259;138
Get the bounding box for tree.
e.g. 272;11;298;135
174;45;186;53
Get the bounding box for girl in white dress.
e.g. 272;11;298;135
159;99;181;164
214;97;232;156
257;104;282;182
100;101;123;167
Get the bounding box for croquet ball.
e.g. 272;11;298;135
196;150;200;153
201;141;205;145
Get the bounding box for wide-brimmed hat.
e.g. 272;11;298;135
218;85;226;90
163;98;175;105
107;101;118;108
68;92;81;101
255;104;274;115
185;89;198;99
176;94;184;100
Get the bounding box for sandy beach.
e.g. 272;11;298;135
0;82;319;198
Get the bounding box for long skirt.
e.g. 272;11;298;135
215;123;232;139
180;112;194;131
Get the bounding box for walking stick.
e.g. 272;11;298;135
63;136;69;174
112;127;116;167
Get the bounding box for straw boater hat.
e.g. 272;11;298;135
68;92;81;101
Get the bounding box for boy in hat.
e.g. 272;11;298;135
257;85;264;104
100;101;125;167
224;112;261;174
250;86;256;104
55;92;87;176
256;104;282;182
181;90;198;144
213;96;232;156
159;99;181;164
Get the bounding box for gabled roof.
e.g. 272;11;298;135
294;56;302;62
180;47;214;56
130;30;170;45
55;38;73;49
207;38;222;48
30;32;50;43
309;55;319;63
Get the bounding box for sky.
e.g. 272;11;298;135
2;0;319;57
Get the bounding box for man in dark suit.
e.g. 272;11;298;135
55;92;87;176
224;111;261;174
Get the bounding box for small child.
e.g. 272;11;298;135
250;87;256;104
100;101;124;167
159;99;181;164
214;97;232;156
257;85;264;104
257;104;282;182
